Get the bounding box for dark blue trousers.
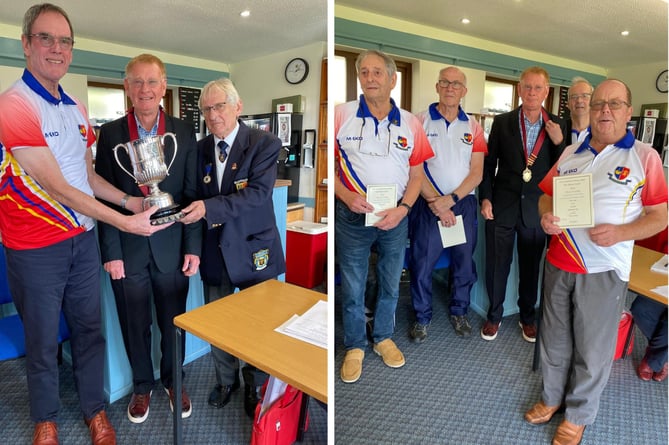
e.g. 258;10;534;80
6;230;105;422
409;195;478;324
630;295;668;372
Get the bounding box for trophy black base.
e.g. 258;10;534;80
149;205;184;226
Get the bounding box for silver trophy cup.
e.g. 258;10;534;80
113;132;183;225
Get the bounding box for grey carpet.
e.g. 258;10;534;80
334;272;668;445
0;352;327;444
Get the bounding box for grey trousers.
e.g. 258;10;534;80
539;262;627;425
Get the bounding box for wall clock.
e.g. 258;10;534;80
285;58;309;85
655;69;668;93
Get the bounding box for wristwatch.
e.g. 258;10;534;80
399;202;412;214
450;193;459;204
120;194;131;209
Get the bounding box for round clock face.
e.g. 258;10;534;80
285;58;309;84
656;70;668;93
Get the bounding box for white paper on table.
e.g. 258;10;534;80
365;184;397;226
257;376;287;422
274;300;327;349
437;215;466;248
650;285;668;299
650;254;668;274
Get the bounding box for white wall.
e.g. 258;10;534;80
609;62;668;116
231;41;326;218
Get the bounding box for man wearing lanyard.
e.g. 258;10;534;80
479;66;566;343
95;54;201;424
335;49;433;383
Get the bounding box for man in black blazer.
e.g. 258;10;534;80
95;54;201;423
478;66;566;343
180;78;285;417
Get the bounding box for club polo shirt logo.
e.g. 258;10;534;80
607;166;632;185
78;125;87;139
393;135;409;150
461;133;473;145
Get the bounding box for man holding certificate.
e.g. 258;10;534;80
479;66;566;343
335;50;433;383
408;66;488;341
526;79;668;445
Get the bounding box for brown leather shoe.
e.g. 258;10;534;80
85;410;116;445
519;321;537;343
653;362;668;382
524;400;561;425
33;421;58;445
637;357;654;381
165;386;192;418
552;419;586;445
127;391;152;423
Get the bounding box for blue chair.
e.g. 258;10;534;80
0;245;70;361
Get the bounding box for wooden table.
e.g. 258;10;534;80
171;280;327;444
629;245;668;304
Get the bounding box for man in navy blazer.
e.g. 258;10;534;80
95;54;201;424
478;66;566;343
181;78;285;417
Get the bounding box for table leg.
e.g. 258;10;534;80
173;327;183;445
296;393;310;442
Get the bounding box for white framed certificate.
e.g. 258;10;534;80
553;173;595;229
365;184;397;226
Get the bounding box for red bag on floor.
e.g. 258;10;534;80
250;379;308;445
614;310;634;360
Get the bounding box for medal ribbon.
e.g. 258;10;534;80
127;107;166;196
520;108;549;170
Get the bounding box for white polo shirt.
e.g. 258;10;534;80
335;96;433;201
539;131;668;281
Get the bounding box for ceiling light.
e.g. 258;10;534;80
461;18;470;24
620;30;629;36
240;10;250;17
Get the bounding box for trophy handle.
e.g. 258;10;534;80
112;143;139;183
161;132;178;175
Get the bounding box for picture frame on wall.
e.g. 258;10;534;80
641;118;657;145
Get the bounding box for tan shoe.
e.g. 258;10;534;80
552;419;586;445
85;410;117;445
340;348;364;383
524;400;561;425
33;421;58;445
373;338;405;368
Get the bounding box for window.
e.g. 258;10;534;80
334;49;412;110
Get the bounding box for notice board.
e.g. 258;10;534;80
178;87;201;133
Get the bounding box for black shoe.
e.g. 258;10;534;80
208;377;240;408
450;315;472;337
241;366;260;419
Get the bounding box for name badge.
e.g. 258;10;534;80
234;178;248;191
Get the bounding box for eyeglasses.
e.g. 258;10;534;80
569;93;592;101
590;100;630;111
200;102;228;115
127;78;163;89
438;79;465;90
520;84;546;92
28;33;74;50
